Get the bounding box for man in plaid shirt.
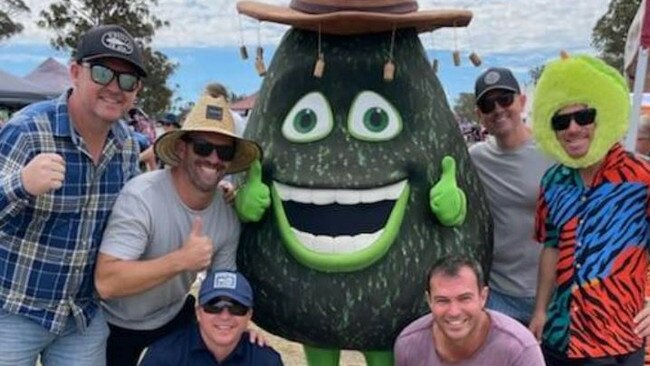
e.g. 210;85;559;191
0;24;145;366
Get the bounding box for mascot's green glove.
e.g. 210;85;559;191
235;160;271;223
429;156;467;227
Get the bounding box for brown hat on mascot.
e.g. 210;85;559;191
237;0;472;35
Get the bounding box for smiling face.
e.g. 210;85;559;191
554;104;596;159
428;266;488;345
476;90;526;138
176;132;233;192
70;57;140;126
196;299;252;352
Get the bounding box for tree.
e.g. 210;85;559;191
37;0;176;115
528;65;545;85
591;0;642;71
0;0;29;41
453;92;477;123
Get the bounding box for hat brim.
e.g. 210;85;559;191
82;54;148;77
154;129;261;174
199;289;253;307
476;85;520;103
237;1;472;35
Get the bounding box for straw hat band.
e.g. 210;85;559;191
291;0;417;14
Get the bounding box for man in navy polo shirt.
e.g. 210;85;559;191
139;270;283;366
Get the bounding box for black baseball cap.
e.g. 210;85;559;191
75;24;147;77
474;67;520;102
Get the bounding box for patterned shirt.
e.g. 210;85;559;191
535;143;650;358
0;91;139;334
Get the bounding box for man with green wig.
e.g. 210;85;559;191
528;53;650;365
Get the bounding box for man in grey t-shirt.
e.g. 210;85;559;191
469;67;552;324
394;255;544;366
94;86;262;366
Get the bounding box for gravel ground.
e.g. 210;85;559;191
252;323;368;366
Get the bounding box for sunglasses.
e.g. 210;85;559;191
477;92;516;114
181;135;236;161
82;63;140;92
551;108;597;131
203;299;249;316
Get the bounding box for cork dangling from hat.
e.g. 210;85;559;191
154;85;262;174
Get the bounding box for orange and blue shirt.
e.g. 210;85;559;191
0;91;139;334
535;143;650;358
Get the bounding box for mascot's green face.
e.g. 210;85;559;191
271;87;410;272
239;28;491;349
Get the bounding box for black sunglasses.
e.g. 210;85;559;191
477;92;516;114
551;108;597;131
181;135;236;161
203;299;249;316
82;62;140;92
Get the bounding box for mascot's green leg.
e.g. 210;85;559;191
303;344;341;366
363;350;394;366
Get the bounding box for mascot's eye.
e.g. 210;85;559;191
282;92;333;143
348;91;402;141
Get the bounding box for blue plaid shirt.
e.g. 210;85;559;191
0;91;139;334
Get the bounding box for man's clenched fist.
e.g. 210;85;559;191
21;153;66;196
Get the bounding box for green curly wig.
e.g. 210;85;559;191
532;54;630;168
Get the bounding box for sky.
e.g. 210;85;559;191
0;0;612;111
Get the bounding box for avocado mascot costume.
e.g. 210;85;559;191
233;1;493;365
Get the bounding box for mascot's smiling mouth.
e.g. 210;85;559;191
271;180;410;272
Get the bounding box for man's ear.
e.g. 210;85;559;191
480;286;489;308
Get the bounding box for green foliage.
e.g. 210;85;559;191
453;92;476;123
591;0;642;71
37;0;176;115
0;0;30;41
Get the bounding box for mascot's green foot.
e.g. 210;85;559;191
304;345;340;366
363;350;394;366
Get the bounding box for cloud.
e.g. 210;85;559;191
11;0;610;55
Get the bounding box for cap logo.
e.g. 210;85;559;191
206;105;223;121
101;31;134;55
484;71;501;85
212;272;237;289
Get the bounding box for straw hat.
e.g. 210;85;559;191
237;0;472;35
154;86;261;174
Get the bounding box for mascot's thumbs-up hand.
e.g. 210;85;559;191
429;156;467;227
235;160;271;222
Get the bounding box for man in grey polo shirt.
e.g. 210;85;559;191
469;67;552;324
94;86;262;366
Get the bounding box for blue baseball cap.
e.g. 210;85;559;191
199;271;253;307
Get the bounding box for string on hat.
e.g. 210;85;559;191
465;26;481;67
383;26;396;82
255;21;266;76
429;31;439;74
313;23;325;78
452;23;460;67
238;14;248;60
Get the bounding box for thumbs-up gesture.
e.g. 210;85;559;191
21;153;66;196
178;216;214;271
235;160;270;223
429;156;467;227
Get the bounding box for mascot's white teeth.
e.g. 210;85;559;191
291;228;383;253
274;180;407;205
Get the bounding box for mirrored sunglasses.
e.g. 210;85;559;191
203;299;249;316
181;135;236;161
477;92;516;114
82;63;140;92
551;108;597;131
